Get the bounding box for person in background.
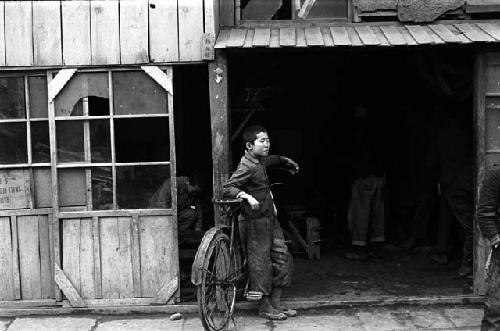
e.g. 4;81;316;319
345;104;386;260
149;174;203;233
430;107;473;278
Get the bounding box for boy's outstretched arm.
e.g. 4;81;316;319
265;155;299;174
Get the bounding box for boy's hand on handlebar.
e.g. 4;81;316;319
246;195;260;210
237;192;260;210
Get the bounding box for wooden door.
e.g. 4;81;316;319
0;74;56;306
474;51;500;294
48;67;179;306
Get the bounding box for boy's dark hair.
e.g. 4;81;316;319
242;125;267;147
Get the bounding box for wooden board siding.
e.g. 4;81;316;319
5;1;33;66
91;1;120;65
62;1;92;65
120;0;149;64
178;0;204;61
61;215;177;302
149;0;179;63
0;2;5;66
0;215;54;301
33;1;63;66
0;217;15;300
0;0;205;66
140;216;177;298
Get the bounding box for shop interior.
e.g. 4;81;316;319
175;47;475;301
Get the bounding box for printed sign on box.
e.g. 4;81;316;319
0;170;30;210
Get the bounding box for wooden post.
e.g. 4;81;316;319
473;49;487;295
209;50;231;224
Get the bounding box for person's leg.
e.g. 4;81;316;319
482;248;500;330
447;192;474;277
368;178;385;258
269;217;296;317
246;216;286;320
346;179;370;260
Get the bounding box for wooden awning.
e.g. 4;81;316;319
215;21;500;48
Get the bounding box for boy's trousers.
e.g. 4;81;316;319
239;216;293;296
482;246;500;330
348;176;385;246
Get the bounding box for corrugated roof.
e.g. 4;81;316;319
215;21;500;48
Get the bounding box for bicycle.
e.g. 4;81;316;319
191;198;247;331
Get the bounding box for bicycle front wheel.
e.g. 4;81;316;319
197;232;236;331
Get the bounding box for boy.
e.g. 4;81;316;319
223;125;299;320
477;168;500;330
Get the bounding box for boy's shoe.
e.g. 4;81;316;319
345;246;369;261
276;308;298;317
258;310;287;320
369;242;387;258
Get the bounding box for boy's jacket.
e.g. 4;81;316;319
223;151;286;220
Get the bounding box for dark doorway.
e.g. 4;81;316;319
229;47;474;299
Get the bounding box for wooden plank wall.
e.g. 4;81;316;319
61;215;177;301
0;0;208;66
0;215;54;301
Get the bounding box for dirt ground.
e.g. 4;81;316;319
284;244;466;299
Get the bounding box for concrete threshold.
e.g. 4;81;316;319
0;294;483;317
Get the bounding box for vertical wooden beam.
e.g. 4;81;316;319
166;67;180;302
474;50;488;295
209;50;230;224
10;216;20;300
204;0;219;38
47;71;62;301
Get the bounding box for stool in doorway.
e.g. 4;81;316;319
285;206;321;260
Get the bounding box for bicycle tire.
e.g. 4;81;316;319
197;232;236;331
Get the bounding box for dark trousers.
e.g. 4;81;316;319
239;216;293;296
348;176;385;246
482;247;500;330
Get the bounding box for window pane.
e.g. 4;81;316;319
90;120;111;162
57;121;84;163
115;118;170;162
55;73;109;117
29;76;48;119
0;123;27;164
0;77;25;119
117;165;170;209
92;167;113;210
34;168;52;208
31;121;50;163
58;168;86;206
113;71;168;115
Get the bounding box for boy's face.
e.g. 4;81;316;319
247;131;270;157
